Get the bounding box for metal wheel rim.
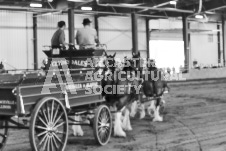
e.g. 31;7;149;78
95;105;112;145
30;98;68;151
0;120;8;151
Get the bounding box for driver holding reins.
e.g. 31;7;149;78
76;18;100;49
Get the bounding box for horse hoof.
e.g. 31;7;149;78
123;126;132;131
114;131;126;137
130;114;135;118
153;117;163;122
73;132;84;137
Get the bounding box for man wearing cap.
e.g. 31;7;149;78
51;21;68;48
76;18;100;49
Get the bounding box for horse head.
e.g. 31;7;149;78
104;52;116;72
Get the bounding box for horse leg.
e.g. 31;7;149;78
137;103;146;119
72;115;84;136
122;106;132;131
153;98;163;122
163;81;170;93
114;106;126;137
159;99;166;114
147;99;155;118
130;101;138;117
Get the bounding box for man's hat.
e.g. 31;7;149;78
82;18;92;25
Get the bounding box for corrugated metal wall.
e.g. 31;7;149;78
149;19;221;66
99;16;147;60
0;10;222;70
0;10;33;70
0;12;148;69
190;21;219;66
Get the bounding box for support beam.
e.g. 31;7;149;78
68;9;75;44
222;16;226;66
145;18;150;59
217;24;221;63
182;0;226;12
33;14;38;70
131;12;138;54
182;14;190;72
94;15;99;37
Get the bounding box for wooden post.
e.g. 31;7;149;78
182;14;190;72
217;24;221;63
131;12;138;54
33;14;38;70
94;15;99;37
146;18;150;59
68;8;75;44
222;16;226;66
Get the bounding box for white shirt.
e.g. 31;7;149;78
76;26;97;46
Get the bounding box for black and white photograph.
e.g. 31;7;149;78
0;0;226;151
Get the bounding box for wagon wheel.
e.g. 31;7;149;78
0;120;9;151
29;97;68;151
93;105;112;146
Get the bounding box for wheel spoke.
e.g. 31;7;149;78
105;112;109;122
37;131;48;137
50;100;55;123
38;116;48;127
103;109;107;120
53;112;63;127
50;137;54;151
52;104;60;124
46;102;51;124
47;136;50;151
42;136;49;151
54;121;65;129
41;109;49;124
53;133;63;145
35;125;48;131
38;133;48;146
52;135;59;149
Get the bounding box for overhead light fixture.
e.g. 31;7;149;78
30;3;42;7
153;0;177;8
195;14;204;19
81;7;92;11
68;0;81;1
169;1;177;5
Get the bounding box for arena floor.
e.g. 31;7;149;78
4;79;226;151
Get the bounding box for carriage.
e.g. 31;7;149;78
0;46;112;151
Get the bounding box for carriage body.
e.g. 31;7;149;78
0;48;112;151
0;49;105;116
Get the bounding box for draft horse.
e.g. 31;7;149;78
130;52;169;121
102;52;140;137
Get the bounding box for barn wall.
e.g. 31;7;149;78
0;12;148;69
0;11;221;70
99;16;147;61
0;10;33;70
149;19;221;68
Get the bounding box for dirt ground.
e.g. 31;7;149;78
4;79;226;151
